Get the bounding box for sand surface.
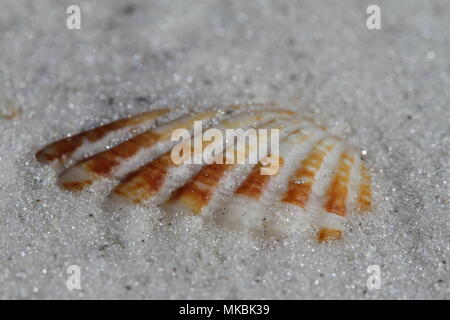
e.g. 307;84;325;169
0;0;448;299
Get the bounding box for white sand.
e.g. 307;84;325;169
0;0;448;299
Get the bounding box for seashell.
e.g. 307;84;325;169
36;105;372;242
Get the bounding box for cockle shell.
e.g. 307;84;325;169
36;105;372;242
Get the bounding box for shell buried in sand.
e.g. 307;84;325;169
36;105;372;242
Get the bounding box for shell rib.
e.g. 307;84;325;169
36;105;373;242
35;109;170;169
163;117;290;215
216;126;324;232
57;110;219;191
111;108;295;205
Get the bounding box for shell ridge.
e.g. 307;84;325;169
35;108;170;169
58;110;220;191
110;109;297;205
